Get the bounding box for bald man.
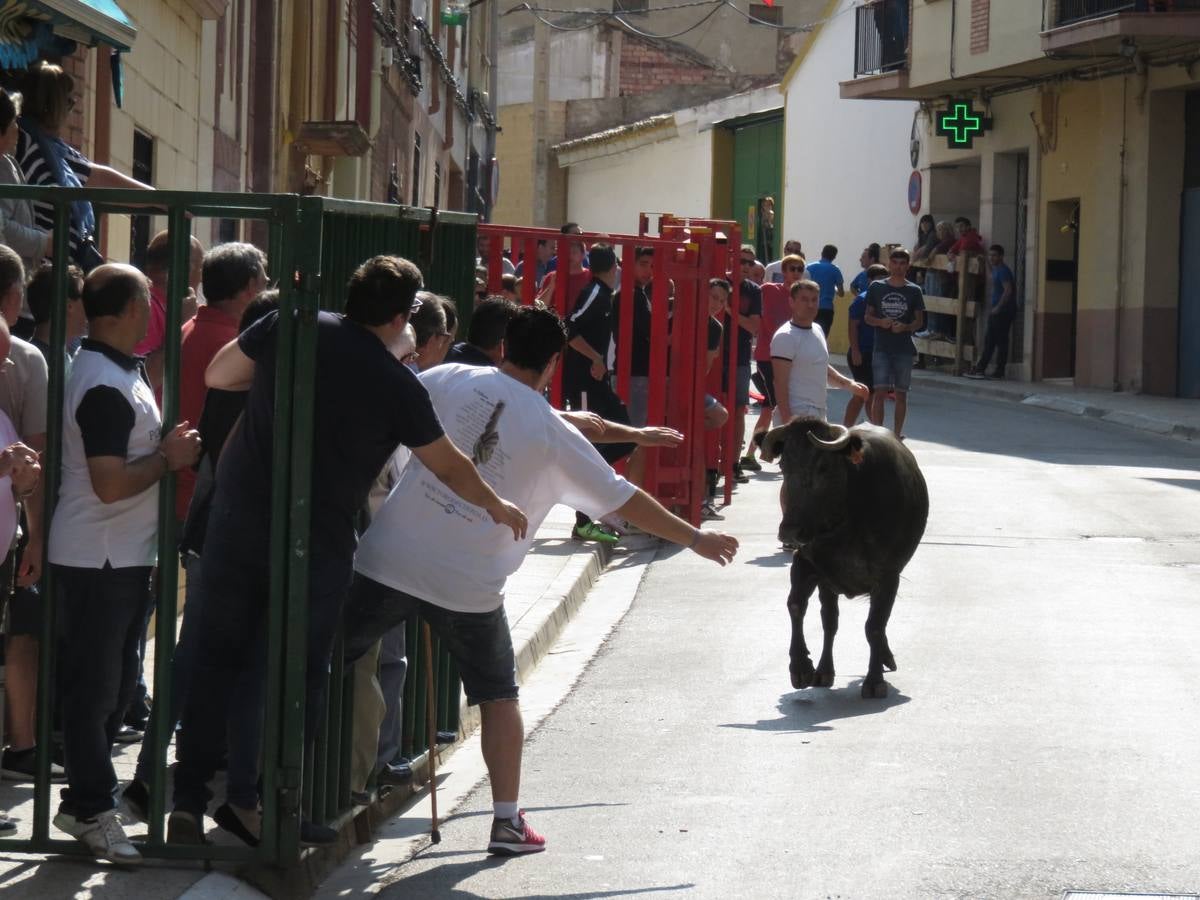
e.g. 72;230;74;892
47;263;201;866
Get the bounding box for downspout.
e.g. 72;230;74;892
486;0;499;220
1113;74;1128;392
949;0;957;79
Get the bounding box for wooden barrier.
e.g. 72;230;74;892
912;251;985;376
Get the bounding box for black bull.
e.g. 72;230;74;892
759;418;928;699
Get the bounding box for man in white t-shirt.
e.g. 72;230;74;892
344;305;739;857
770;279;868;427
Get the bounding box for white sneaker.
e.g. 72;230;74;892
54;809;142;866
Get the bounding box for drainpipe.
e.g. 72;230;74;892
1113;75;1128;392
485;0;499;220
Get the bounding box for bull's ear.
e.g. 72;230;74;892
758;426;789;463
847;434;865;467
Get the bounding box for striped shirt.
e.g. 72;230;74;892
14;128;93;254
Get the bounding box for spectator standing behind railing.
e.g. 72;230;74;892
805;244;846;338
16;62;152;273
26;261;86;372
0;246;54;787
0;88;52;338
135;229;205;395
743;249;803;467
48;264;201;867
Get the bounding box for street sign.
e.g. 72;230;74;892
935;100;992;150
908;170;922;215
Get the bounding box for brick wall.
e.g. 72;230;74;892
618;35;726;97
970;0;990;55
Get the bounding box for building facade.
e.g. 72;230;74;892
842;0;1200;396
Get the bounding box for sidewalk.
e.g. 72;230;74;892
912;368;1200;441
0;504;616;899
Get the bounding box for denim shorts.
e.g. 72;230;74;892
872;350;914;392
343;575;518;706
627;375;649;428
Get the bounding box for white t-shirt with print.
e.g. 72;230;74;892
355;364;637;613
770;320;829;423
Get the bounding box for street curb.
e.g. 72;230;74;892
241;535;616;898
912;372;1199;443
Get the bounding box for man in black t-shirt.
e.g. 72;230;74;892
169;256;527;848
443;296;517;367
563;244;635;542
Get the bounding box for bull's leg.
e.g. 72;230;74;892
813;586;839;688
787;554;819;689
862;573;899;699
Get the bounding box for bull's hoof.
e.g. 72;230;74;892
882;649;897;672
813;669;835;688
861;680;889;699
790;658;815;689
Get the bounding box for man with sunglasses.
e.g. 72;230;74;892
746;249;805;466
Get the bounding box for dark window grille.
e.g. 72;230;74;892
854;0;909;78
129;130;154;271
1054;0;1200;26
411;133;422;207
749;3;782;25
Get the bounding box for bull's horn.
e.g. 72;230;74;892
807;425;853;451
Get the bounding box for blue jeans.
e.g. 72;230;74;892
134;554;264;809
56;564;152;819
173;494;353;816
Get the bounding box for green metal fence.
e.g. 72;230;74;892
0;185;475;867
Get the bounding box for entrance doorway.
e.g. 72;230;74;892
1042;199;1079;380
730;116;783;259
1177;92;1200;397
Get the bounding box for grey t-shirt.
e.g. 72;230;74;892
866;280;925;356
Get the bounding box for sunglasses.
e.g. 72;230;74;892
786;265;805;273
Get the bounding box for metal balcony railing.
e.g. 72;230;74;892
1052;0;1200;27
854;0;910;78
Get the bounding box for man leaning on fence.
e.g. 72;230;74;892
168;255;527;848
343;303;738;857
48;265;201;866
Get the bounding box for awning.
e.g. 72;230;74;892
0;0;137;58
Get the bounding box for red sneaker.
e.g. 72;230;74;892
487;811;546;856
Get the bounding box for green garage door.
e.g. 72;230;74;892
731;116;783;262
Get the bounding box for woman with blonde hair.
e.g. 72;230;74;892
15;62;151;272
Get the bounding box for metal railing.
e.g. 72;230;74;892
1052;0;1200;26
0;185;476;867
854;0;910;78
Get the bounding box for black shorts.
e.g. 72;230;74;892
848;350;874;391
343;575;518;706
755;360;777;407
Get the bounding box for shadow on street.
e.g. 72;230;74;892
719;682;911;734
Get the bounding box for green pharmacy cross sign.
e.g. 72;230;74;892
935;101;992;149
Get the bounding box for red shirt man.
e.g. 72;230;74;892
173;242;268;522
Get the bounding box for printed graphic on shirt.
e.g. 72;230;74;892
421;388;509;524
472;400;505;466
878;290;912;320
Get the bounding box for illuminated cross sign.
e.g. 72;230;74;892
935;101;991;149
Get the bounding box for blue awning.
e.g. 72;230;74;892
0;0;137;58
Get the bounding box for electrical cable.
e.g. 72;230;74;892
502;0;848;35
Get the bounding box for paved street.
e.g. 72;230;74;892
364;389;1200;899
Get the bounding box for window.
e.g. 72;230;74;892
411;133;422;206
218;219;238;244
433;161;441;208
749;3;782;25
129;130;154;271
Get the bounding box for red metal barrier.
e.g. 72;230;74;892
640;214;742;508
475;223;713;525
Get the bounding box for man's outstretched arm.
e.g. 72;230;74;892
612;488;738;566
412;436;528;539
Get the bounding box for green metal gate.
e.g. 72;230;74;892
0;185;476;867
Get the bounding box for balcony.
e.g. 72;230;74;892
1043;0;1200;54
842;0;910;99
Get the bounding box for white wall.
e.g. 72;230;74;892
500;30;609;105
782;0;918;263
564;124;712;235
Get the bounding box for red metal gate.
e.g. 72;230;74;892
476;223;717;525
